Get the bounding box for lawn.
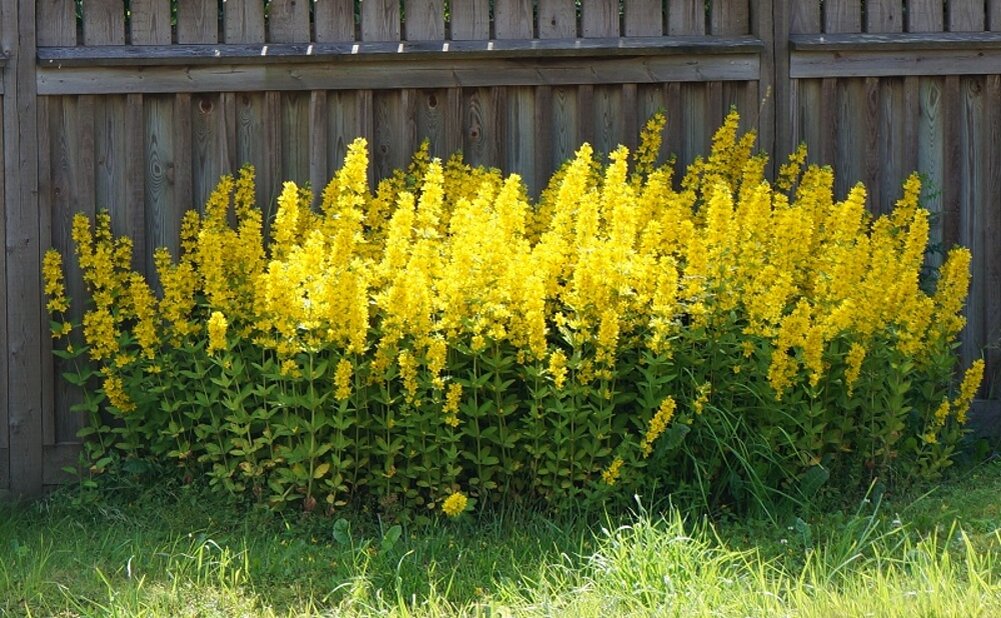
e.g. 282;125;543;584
2;457;1000;617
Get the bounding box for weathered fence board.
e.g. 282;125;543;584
3;0;1001;498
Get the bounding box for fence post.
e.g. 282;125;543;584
2;0;43;497
751;0;777;171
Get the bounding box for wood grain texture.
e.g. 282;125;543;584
4;0;43;497
463;88;503;168
130;0;172;45
866;0;903;33
504;87;537;191
269;0;312;43
372;90;415;179
36;96;54;449
582;0;620;38
315;0;356;42
711;0;749;36
362;0;401;42
907;0;945;33
224;0;266;44
177;2;219;44
144;95;180;278
918;77;946;268
83;0;126;46
450;0;490;40
281;92;311;186
539;0;578;38
823;0;862;34
309;90;329;206
192;94;233;208
550;86;578;172
958;77;986;373
668;0;706;35
992;0;1001;31
790;2;820;34
985;75;1001;396
415;88;450;159
949;0;986;32
405;0;445;41
37;54;762;95
624;0;663;36
495;0;535;39
790;48;1001;78
326;90;361;177
36;0;77;46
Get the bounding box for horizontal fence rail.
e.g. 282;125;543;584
0;0;998;497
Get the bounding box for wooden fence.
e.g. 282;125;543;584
1;0;998;497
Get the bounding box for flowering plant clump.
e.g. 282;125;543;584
44;111;982;517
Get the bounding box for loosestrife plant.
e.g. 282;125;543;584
43;112;983;518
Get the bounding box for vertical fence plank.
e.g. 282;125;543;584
790;2;820;34
310;91;329;204
582;0;619;37
668;0;706;35
37;96;53;453
985;76;1001;396
918;77;946;267
48;96;95;450
959;78;986;374
362;0;401;41
130;0;172;45
177;2;219;44
82;0;126;45
495;0;535;39
7;0;44;497
539;0;578;38
416;89;449;159
37;0;77;46
624;0;663;36
192;94;232;209
464;88;503;168
866;0;903;32
907;0;945;32
949;0;986;32
550;86;577;172
450;0;490;39
326;91;359;173
145;95;179;279
269;0;312;43
224;0;266;43
124;94;147;272
315;0;356;42
991;0;1001;30
711;0;749;35
824;0;862;33
281;93;311;186
405;0;444;40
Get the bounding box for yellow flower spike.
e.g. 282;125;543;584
42;249;69;315
442;491;468;517
102;372;136;414
953;360;985;425
548;349;568;391
207;311;228;355
641;397;677;457
602;457;624;485
633;112;666;179
334;358;353;402
844;343;866;395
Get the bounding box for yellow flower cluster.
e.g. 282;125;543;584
641;397;677;457
602;457;624;485
207;311;228;355
441;491;468;517
42;249;69;314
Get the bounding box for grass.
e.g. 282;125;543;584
1;458;1000;617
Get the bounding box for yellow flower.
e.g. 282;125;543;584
334;357;353;401
444;382;462;414
103;373;135;413
207;311;228;354
844;343;866;395
441;491;468;517
692;382;711;415
953;360;985;425
42;249;69;314
602;457;624;485
280;358;301;378
641;397;676;457
548;350;568;390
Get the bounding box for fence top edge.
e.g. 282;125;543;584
36;35;764;68
791;32;1001;52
